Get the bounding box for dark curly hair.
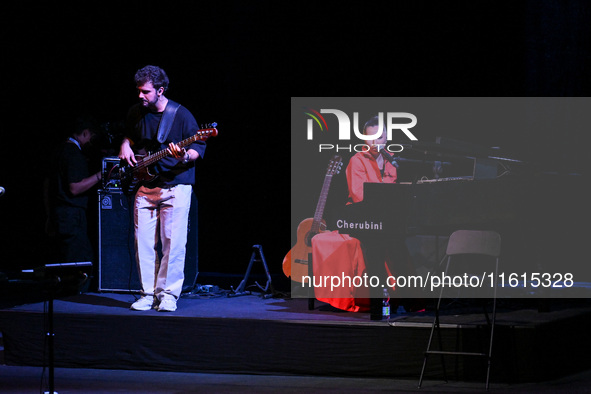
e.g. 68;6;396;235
134;65;169;93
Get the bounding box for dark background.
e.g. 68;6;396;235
1;2;590;285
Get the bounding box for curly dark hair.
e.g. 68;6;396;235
134;65;169;93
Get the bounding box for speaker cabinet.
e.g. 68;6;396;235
98;190;198;292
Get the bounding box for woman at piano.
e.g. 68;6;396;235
311;116;420;314
346;115;398;203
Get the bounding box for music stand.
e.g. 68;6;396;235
21;261;92;394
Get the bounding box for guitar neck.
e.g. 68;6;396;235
309;156;342;234
135;129;216;170
310;173;334;233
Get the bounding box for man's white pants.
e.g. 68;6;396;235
134;184;192;300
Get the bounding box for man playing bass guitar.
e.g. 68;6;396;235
119;65;206;312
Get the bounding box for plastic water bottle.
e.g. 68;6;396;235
382;288;390;320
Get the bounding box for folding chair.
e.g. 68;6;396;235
418;230;501;390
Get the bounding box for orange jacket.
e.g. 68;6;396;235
346;151;397;203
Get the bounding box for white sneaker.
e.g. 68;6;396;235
157;297;177;312
130;296;156;311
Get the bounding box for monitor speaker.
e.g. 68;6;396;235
97;190;198;292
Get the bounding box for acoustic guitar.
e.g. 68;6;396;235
283;155;343;283
118;124;218;193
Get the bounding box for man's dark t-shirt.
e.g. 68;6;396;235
125;101;206;187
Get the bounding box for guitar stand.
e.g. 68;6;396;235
229;245;276;299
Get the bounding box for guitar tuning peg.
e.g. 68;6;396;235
211;122;217;128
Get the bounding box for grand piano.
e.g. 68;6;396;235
331;137;527;238
324;137;590;307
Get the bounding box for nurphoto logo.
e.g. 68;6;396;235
304;109;418;153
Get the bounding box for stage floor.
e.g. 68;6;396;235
1;290;591;387
2;290;591;326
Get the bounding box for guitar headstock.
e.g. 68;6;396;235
195;122;219;140
327;155;343;176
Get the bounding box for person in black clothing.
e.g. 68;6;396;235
119;65;206;312
45;117;102;264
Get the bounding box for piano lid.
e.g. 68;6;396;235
401;137;524;164
395;137;525;181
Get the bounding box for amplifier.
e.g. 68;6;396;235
101;156;123;191
98;189;199;292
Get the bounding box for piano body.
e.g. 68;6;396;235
325;137;590;304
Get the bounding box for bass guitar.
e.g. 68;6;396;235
282;155;343;283
119;124;218;193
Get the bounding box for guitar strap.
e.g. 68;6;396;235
156;100;181;143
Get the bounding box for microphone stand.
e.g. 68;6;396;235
44;275;60;394
379;149;399;168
